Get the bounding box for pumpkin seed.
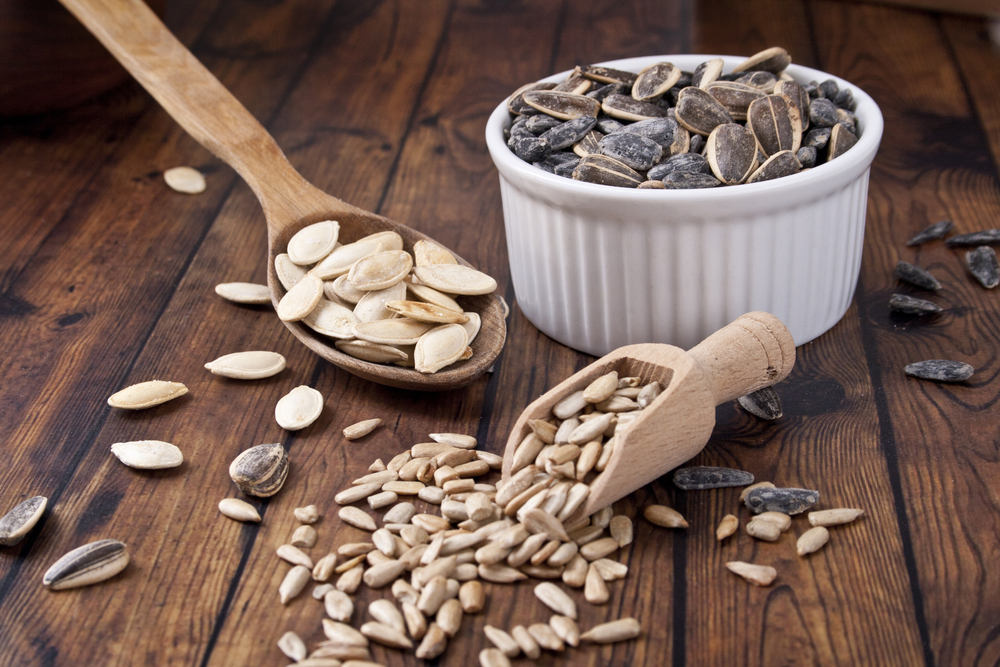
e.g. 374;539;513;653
287;220;340;266
906;220;952;246
274;253;307;290
229;443;288;497
412;264;498;296
331;273;367;304
632;62;681;100
353;318;433;345
904;359;974;382
274;385;323;431
347;250;412;291
406;279;464;313
334;339;410;364
352;282;407;323
0;495;47;546
311;231;403;278
107;380;187;410
385;300;468;325
204;350;286;379
966;246;999;288
304;299;358;339
163;166;206;194
706;123;757;184
214;282;271;305
110;440;183;470
276;272;323;321
42;539;128;590
523;90;601;120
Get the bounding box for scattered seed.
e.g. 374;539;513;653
894;261;941;291
0;496;47;547
580;617;641;643
43;539;129;591
945;229;1000;247
716;514;739;541
107;380;188;410
163;166;206;194
204;350;286;380
218;498;260;523
797;526;830;556
746;516;781;542
415;622;449;660
110;440;183;470
291;525;317;549
737;386;783;420
277;631;307;662
904;359;974;382
808;508;865;526
889;293;942;316
479;647;512;667
673;466;754;490
739;481;775;502
643;504;688;528
277;544;314;569
725;560;777;586
294;505;320;524
966;246;999;288
339;506;377;532
906;220;953;246
744;487;819;515
275;385;324;431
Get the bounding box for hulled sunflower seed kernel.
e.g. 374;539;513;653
797;526;830;556
277;631;307;662
294;504;320;524
716;514;739;541
218;498;260;523
643;504;688;528
725;560;777;586
808;507;865;526
579;617;641;643
278;565;311;604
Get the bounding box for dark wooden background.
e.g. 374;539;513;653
1;0;998;665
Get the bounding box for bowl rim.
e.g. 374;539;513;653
485;54;883;204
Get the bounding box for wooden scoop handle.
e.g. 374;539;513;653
687;311;796;405
58;0;347;232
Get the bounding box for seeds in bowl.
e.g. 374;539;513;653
504;47;861;189
275;226;497;374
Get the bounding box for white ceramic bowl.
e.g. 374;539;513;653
486;54;883;354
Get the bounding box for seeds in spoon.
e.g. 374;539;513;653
0;495;47;546
276;273;323;321
214;282;271;304
386;300;468;324
274;385;324;431
414;239;458;266
412;264;498;295
310;230;403;279
107;380;188;410
353;283;407;323
353;318;433;345
110;440;183;470
287;220;340;266
204;351;286;379
348;250;412;290
42;539;129;590
405;279;463;313
274;253;307;290
414;324;470;374
334;339;410;364
163;166;205;194
303;299;358;339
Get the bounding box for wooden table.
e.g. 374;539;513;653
2;1;998;664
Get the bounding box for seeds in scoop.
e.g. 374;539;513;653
894;261;941;291
888;294;942;316
725;560;777;586
738;386;782;420
214;281;270;305
287;220;340;266
412;264;498;296
274;385;324;431
277;631;307;662
716;514;738;541
673;466;754;490
353;318;432;345
343;418;382;440
523;90;601;119
580;617;641;643
675;86;733;136
572;154;643;187
0;496;47;546
42;539;128;590
335;339;409;364
110;440;183;470
945;229;1000;247
415;324;470;373
904;359;974;382
906;220;953;246
632;61;681;100
966;246;999;288
312;230;403;278
204;351;286;379
228;443;288;497
744;487;819;515
797;526;830;556
107;380;188;409
808;507;864;526
706;123;757;184
643;504;688;528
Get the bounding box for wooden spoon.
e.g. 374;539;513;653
502;312;795;518
59;0;506;391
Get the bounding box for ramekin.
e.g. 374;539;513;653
485;55;883;354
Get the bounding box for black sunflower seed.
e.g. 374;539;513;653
572;130;603;157
809;97;838;127
632;62;682;101
889;293;943;316
689;133;705;154
904;360;974;382
691;58;723;88
507;81;557;115
894;261;942;291
905;220;953;246
675;86;733;136
571;154;643;187
601;93;671;121
522;90;601;120
706;81;765;121
578;64;637;86
525;114;561;134
598;132;663;171
804;127;831;149
586;82;626;102
774;80;810;130
647;152;711;180
827;123;858;160
611;117;678;149
540;116;598;150
737;386;783;420
749;95;801;157
661;172;722;189
746;150;801;183
945;229;1000;247
673;466;755;490
596;118;625;134
508;134;550;162
744;487;820;515
637;179;666;189
834;87;855;110
553;70;592;95
706;123;758;185
732;46;792;75
818;79;840;99
796;145;817;168
735;71;778;91
532;151;580;174
965;245;999;288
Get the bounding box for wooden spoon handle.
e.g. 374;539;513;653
59;0;338;226
686;311;796;405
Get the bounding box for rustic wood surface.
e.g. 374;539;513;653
1;0;998;665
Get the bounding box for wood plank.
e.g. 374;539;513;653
814;2;1000;666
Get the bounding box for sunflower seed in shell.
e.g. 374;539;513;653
508;81;557;114
809;97;839;127
523;90;601;120
692;58;724;88
163;166;205;193
894;261;941;291
643;504;688;528
631;62;681;100
598;132;663;171
286;220;340;266
966;246;999;288
540;116;598;150
353;282;407;323
775;79;809;127
889;293;942;316
343;418;382;441
0;496;47;546
796;145;817;167
412;264;497;296
797;526;830;556
744;486;819;515
572;154;643;187
324;590;354;622
353;319;432;346
274;385;324;431
106;380;188;410
580;64;638;86
580;617;641;643
716;514;739;541
335;339;409;364
748;95;800;156
573;130;603;157
732;46;791;74
274;253;307;290
311;230;403;278
347;250;412;291
904;359;974;382
214;281;270;305
746;150;800;183
526;114;562;133
385;300;467;325
673;466;754;490
725;560;777;586
229;443;288;497
508;134;550;161
110;440;183;470
601;93;669;121
946;229;1000;246
706;123;757;184
276;273;323;321
808;507;865;526
706;81;765;121
204;351;286;379
906;220;952;246
662;172;721;189
675;86;733;136
42;539;128;590
737;386;783;420
827;122;858;159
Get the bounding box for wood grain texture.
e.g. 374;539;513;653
1;0;998;665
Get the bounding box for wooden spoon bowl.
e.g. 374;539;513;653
502;312;796;518
61;0;506;391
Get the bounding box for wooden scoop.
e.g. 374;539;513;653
502;312;795;517
60;0;506;391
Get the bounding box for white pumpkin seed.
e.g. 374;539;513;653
214;282;270;305
412;264;497;295
277;273;323;321
335;339;410;364
406;279;464;313
385;300;468;324
217;498;260;523
304;299;358;339
42;539;129;590
353;319;432;345
0;496;47;546
204;351;286;379
163;166;205;193
106;380;188;410
274;253;307;290
353;283;407;323
331;273;368;304
348;250;412;291
310;230;402;279
414;324;469;373
287;220;340;265
274;385;324;431
413;239;458;266
110;440;183;470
